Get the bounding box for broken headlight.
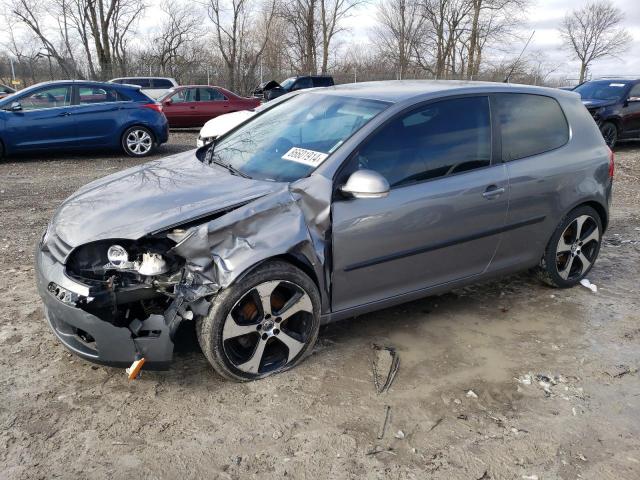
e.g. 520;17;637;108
66;238;181;281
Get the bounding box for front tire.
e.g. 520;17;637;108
121;126;155;157
197;261;321;381
600;122;618;149
537;206;602;288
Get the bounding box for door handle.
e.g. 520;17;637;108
482;186;505;199
58;111;71;117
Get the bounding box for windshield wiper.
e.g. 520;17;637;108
210;156;251;179
203;143;251;178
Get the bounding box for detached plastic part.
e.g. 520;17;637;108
126;356;146;380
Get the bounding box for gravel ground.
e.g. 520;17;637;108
1;133;639;480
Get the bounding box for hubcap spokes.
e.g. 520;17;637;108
127;130;152;154
222;280;313;375
556;215;599;280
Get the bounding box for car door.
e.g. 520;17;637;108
163;88;197;127
622;83;640;135
331;96;508;312
70;85;127;146
3;85;76;151
196;87;230;124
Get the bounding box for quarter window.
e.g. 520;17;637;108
354;96;492;188
494;93;569;161
629;84;640;98
20;86;72;110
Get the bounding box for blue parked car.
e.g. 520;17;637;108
0;80;169;158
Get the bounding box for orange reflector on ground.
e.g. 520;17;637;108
126;357;146;380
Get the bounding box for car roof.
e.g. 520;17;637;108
308;80;578;103
13;80;142;92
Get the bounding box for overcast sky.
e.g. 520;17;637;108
343;0;640;82
3;0;638;82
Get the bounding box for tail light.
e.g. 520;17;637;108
608;147;615;179
142;103;163;113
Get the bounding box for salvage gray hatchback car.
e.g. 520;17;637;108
36;81;613;381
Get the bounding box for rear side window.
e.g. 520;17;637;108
313;77;333;87
629;83;640;98
128;78;152;88
355;96;491;188
153;79;174;88
78;86;128;104
198;88;226;101
494;94;569;161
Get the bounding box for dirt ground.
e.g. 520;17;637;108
1;133;639;480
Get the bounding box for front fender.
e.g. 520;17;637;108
172;175;333;313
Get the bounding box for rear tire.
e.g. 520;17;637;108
537;206;602;288
121;126;155;157
600;122;618;149
196;261;321;381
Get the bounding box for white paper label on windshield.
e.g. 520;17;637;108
609;83;626;87
282;147;328;167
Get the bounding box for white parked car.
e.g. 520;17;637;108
109;77;178;99
197;109;258;147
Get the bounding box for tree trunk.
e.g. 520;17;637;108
579;61;587;83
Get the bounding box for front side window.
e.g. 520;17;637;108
208;93;389;182
628;83;640;99
198;88;226;101
20;86;72;110
293;78;313;90
353;96;491;188
171;88;196;103
494;93;569;161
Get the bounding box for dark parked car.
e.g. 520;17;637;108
158;85;261;128
36;81;612;381
0;83;16;99
254;75;335;101
0;80;169;158
573;78;640;147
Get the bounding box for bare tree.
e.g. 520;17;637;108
279;0;319;74
151;0;202;79
208;0;277;91
559;0;631;83
465;0;527;79
8;0;145;79
319;0;365;73
372;0;426;79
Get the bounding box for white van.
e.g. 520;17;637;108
109;77;178;99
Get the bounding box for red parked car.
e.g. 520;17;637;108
159;85;261;128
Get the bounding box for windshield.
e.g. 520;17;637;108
280;78;296;90
208;93;389;182
574;81;630;101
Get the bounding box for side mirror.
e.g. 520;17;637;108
10;101;22;111
163;99;172;106
340;169;390;199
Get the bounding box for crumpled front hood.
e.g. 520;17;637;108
51;150;283;248
581;98;617;109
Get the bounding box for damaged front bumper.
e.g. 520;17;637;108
35;246;202;370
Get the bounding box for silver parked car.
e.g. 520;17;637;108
36;81;613;381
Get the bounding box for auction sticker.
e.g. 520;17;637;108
282;147;328;167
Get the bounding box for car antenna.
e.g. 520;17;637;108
504;31;535;83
